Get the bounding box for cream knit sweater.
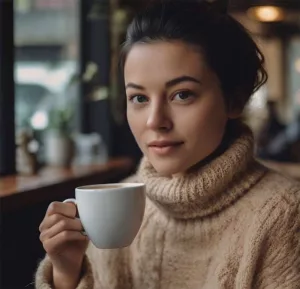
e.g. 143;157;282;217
35;131;300;289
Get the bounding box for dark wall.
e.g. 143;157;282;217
80;0;142;164
0;1;15;176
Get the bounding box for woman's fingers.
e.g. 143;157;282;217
46;201;77;218
40;217;84;242
38;201;89;277
39;213;63;232
43;231;87;255
39;202;77;232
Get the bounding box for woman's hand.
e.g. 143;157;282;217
39;201;89;289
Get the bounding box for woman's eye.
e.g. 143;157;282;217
173;91;194;101
130;95;148;104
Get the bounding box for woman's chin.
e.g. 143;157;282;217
150;159;188;177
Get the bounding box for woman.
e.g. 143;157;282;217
36;1;300;288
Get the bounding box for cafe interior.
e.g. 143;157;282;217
0;0;300;288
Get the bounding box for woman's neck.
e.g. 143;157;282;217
184;120;244;175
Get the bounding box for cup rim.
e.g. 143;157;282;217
76;183;145;191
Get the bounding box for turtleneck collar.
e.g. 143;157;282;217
137;129;267;220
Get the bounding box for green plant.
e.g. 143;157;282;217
47;107;73;135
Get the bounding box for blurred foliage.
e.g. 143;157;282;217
47;107;73;134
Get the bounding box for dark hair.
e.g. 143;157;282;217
120;0;268;113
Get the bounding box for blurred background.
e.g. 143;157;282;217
0;0;300;288
3;0;300;173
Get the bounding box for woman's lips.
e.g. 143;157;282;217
148;141;184;155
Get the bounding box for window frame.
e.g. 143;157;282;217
0;1;15;176
0;0;88;176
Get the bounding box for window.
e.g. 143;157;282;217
14;0;80;161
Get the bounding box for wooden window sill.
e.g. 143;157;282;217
0;158;135;213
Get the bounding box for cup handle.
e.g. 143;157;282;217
63;198;87;236
63;198;77;205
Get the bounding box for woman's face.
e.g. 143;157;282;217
125;41;235;176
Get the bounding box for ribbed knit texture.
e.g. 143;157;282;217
35;130;300;289
138;131;266;219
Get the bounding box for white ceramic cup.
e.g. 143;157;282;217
64;183;145;249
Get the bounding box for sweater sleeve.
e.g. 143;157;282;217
34;241;132;289
35;254;94;289
253;190;300;289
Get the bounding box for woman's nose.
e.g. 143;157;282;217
146;103;173;132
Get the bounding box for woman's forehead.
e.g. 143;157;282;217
124;41;209;82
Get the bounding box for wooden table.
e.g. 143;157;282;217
0;158;135;213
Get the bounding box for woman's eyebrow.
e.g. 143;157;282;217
125;83;145;90
165;76;202;88
125;75;201;91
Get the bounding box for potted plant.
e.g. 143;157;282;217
44;107;75;167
